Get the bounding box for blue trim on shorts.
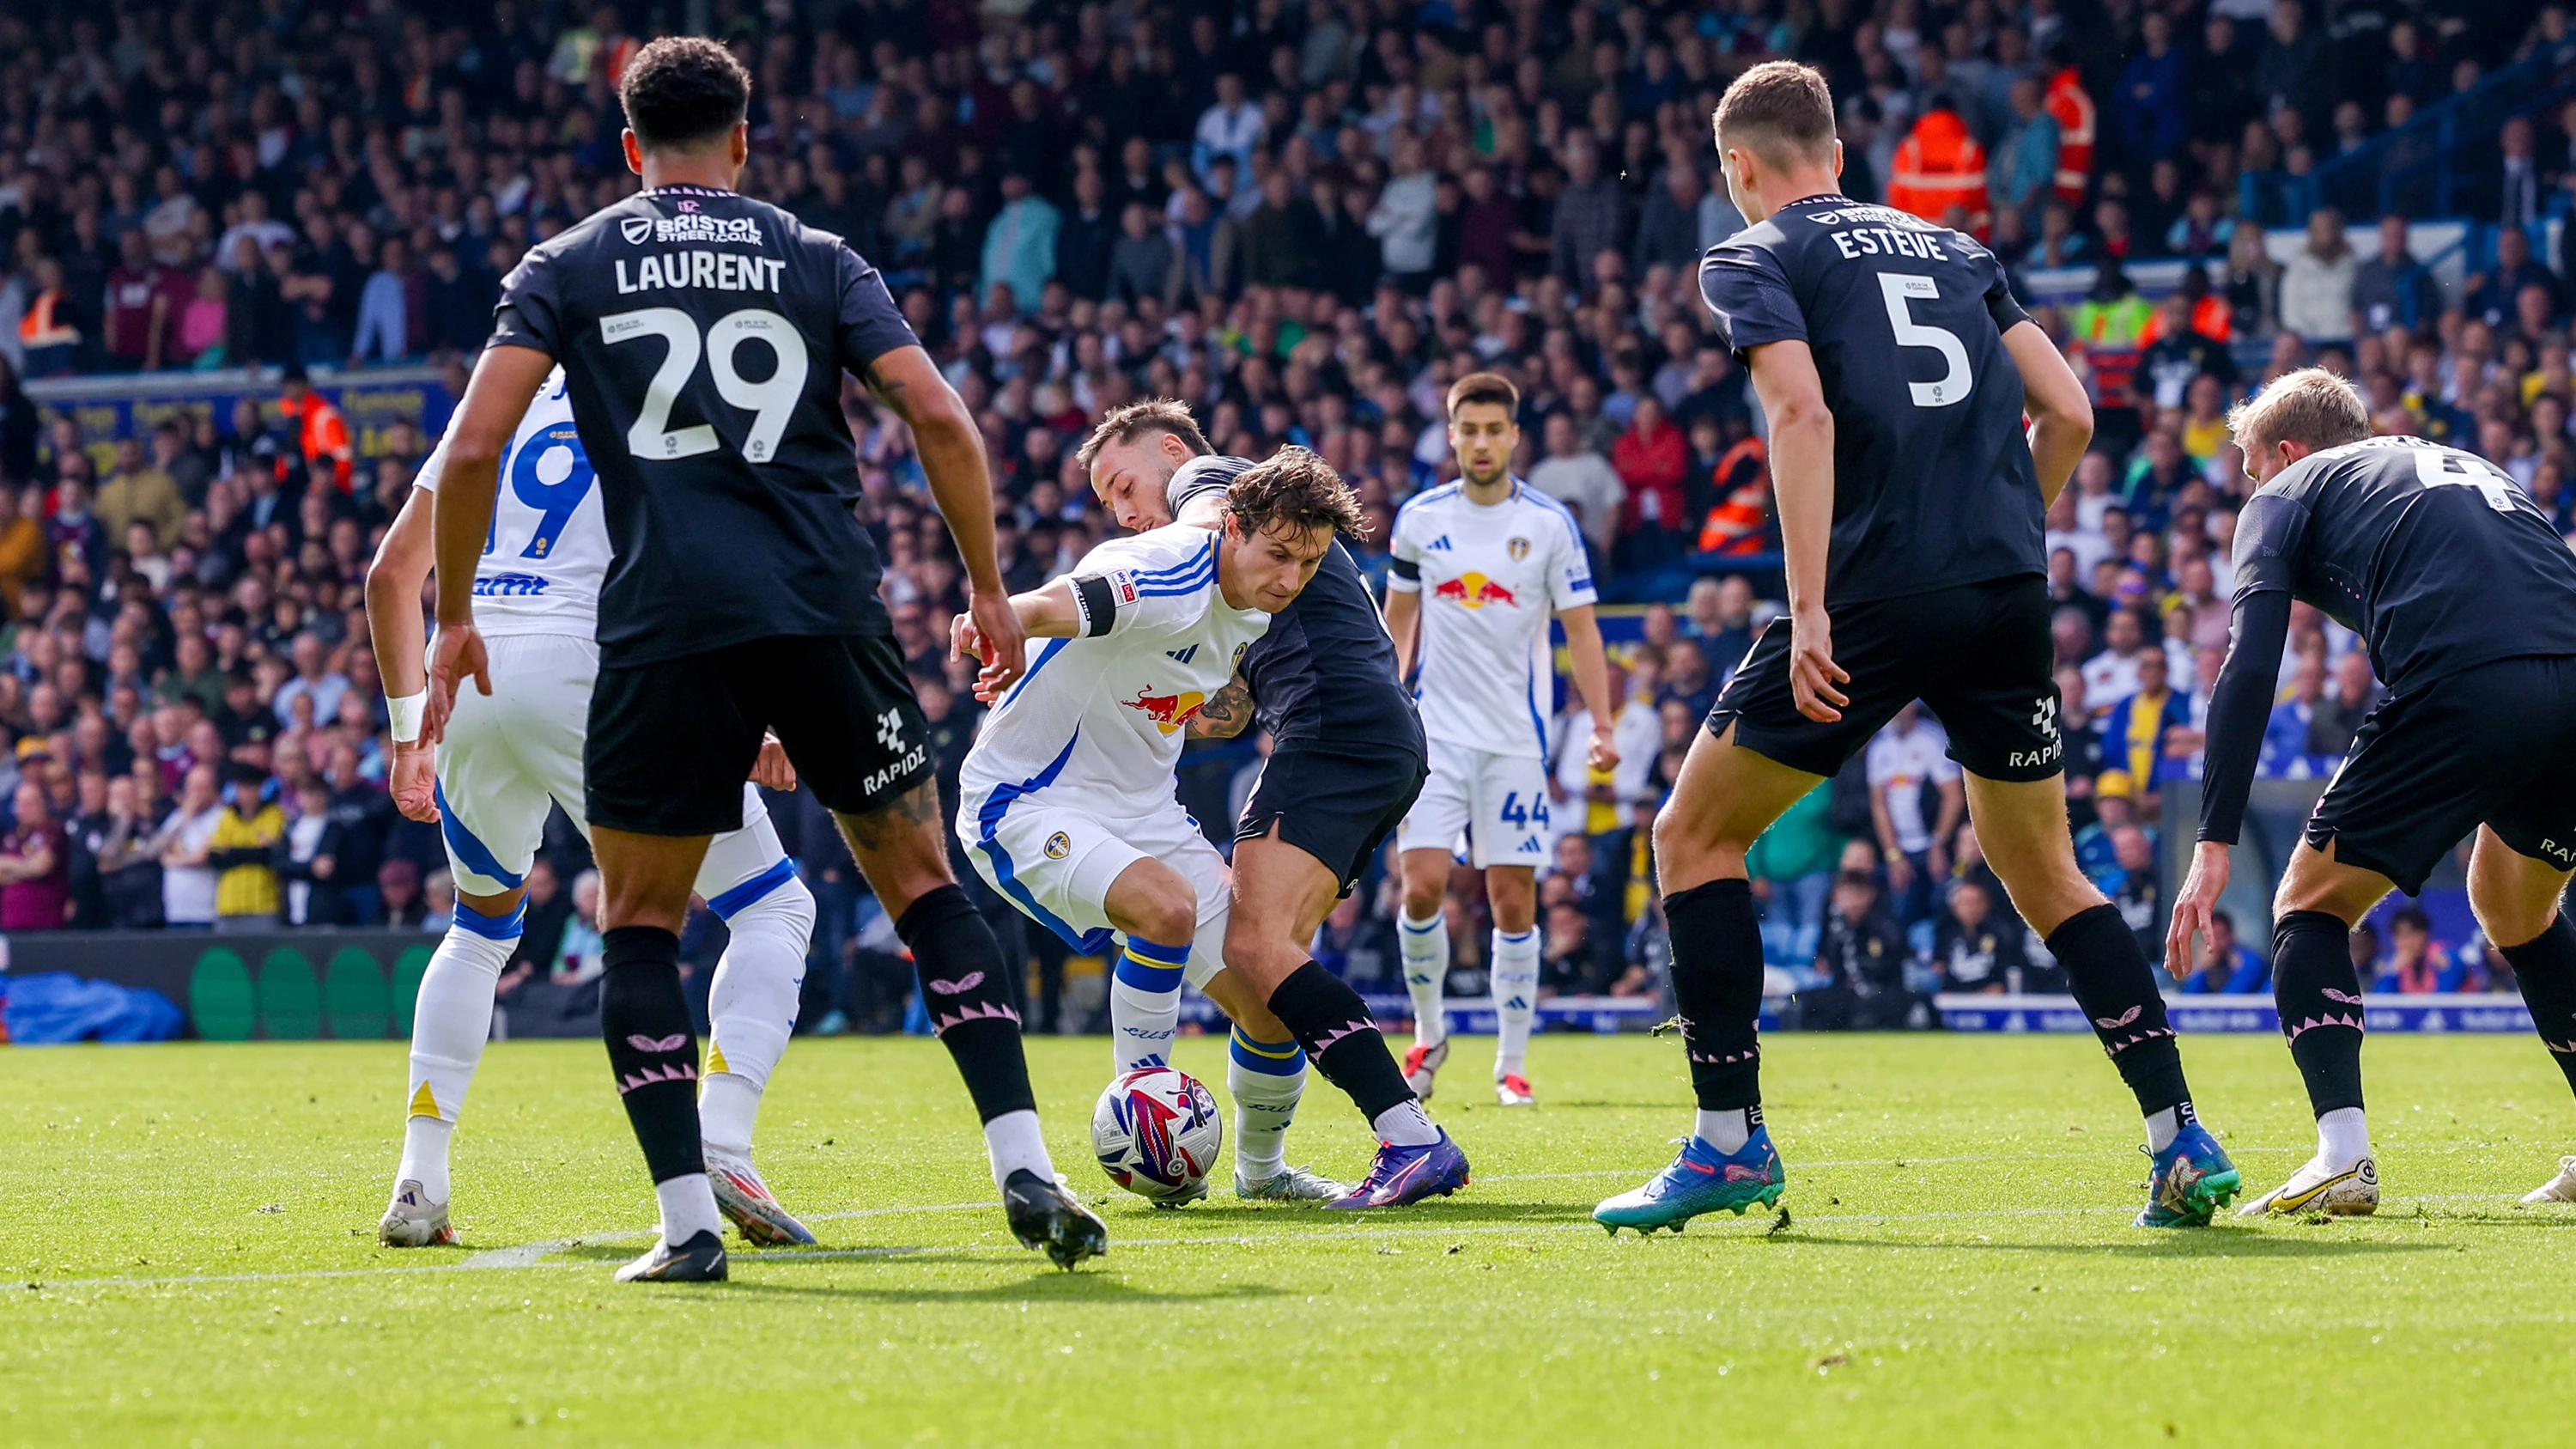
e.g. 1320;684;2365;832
1230;1027;1306;1075
708;856;799;920
452;899;526;940
433;778;525;890
973;730;1116;956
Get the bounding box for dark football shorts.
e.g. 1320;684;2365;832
1707;575;2064;782
587;632;933;837
2305;653;2576;895
1236;744;1430;896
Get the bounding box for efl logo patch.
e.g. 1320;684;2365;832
1044;831;1072;859
1508;536;1530;561
1108;569;1139;605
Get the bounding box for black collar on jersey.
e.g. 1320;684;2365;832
1776;194;1850;213
641;184;736;199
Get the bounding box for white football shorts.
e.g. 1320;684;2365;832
1394;735;1553;869
957;788;1229;987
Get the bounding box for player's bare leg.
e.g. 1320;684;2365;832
1485;863;1540;1103
591;826;730;1280
1965;773;2239;1224
1596;723;1814;1233
2226;836;2395;1216
836;781;1103;1266
382;880;527;1248
1223;823;1445;1201
1395;847;1460;1096
1099;855;1202;1073
2459;827;2576;1202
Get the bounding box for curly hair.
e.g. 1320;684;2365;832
1227;447;1368;543
619;37;752;149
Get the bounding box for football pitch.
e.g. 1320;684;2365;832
3;1032;2573;1447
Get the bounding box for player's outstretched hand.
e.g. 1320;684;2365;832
422;623;491;745
751;732;798;790
1586;722;1620;773
2165;840;2233;979
964;586;1028;703
389;741;438;824
1787;606;1850;723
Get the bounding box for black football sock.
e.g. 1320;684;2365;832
1663;879;1763;1111
2499;912;2576;1098
1267;959;1417;1123
599;926;705;1184
898;885;1036;1122
2047;903;2190;1118
2272;909;2367;1117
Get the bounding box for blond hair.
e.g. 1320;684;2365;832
2227;368;2372;458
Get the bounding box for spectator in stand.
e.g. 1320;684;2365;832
1866;703;1962;928
1527;411;1625;566
0;777;67;930
2379;907;2463;994
1807;870;1922;1030
1611;395;1688;570
2178;909;2269;994
1933;877;2026;994
1990;76;2060;216
207;766;283;929
2351;215;2438;337
152;762;222;929
2278;208;2358;344
1889;95;1990;232
97;434;187;552
2309;648;2381;758
1748;781;1846;965
377;857;428;930
274;776;346;927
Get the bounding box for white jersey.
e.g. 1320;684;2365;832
1387;478;1596;759
413;367;606;640
958;524;1269;820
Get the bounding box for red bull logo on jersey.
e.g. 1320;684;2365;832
1432;571;1519;609
1122;687;1207;734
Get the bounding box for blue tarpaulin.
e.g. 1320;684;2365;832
2;972;185;1044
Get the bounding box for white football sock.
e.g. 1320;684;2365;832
1372;1099;1441;1147
1696;1108;1753;1154
2317;1106;2371;1163
655;1173;724;1246
699;875;814;1157
1110;937;1189;1072
983;1108;1054;1190
1492;926;1540;1078
1227;1027;1305;1182
2145;1105;2185;1153
1399;910;1449;1048
396;903;519;1201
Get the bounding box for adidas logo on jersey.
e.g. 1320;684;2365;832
1426;534;1453;551
1165;645;1198;665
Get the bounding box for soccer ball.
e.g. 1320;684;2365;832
1091;1065;1224;1202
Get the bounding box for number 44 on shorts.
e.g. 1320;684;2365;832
1499;791;1550;829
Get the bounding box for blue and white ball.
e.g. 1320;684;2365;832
1091;1065;1224;1202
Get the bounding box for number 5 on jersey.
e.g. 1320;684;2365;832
601;307;809;464
1877;273;1973;409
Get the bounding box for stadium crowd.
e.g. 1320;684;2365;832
0;0;2564;1029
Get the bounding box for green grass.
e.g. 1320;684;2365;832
3;1032;2574;1447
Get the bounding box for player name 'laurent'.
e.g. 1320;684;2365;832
611;252;787;295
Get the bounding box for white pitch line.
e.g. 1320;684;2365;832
20;1193;2537;1292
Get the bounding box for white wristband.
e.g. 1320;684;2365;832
387;691;427;744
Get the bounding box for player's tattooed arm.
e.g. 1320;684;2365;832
1188;673;1255;738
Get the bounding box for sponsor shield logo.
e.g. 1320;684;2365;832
620;216;653;245
1044;831;1071;859
1508;536;1530;561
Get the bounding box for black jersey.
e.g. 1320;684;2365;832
487;184;919;665
1699;195;2041;606
2232;435;2576;692
1168;456;1424;754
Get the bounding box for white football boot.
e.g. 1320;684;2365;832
378;1179;459;1246
2522;1156;2576;1203
2237;1152;2379;1216
1236;1165;1351;1202
1402;1040;1449;1101
706;1148;817;1245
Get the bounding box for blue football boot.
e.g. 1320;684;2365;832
2136;1122;2242;1227
1323;1129;1472;1209
1594;1128;1785;1235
